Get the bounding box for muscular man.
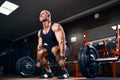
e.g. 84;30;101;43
36;10;69;79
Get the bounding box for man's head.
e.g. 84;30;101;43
39;10;51;22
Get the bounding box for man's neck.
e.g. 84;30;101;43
42;21;51;29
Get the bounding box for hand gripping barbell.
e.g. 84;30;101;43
16;45;119;78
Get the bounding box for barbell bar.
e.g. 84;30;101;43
16;45;120;78
16;57;79;77
47;57;118;66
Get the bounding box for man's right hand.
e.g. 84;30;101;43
36;62;41;68
59;60;65;67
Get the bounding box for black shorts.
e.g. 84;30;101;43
44;42;71;63
43;45;56;63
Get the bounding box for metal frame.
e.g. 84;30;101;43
74;24;120;77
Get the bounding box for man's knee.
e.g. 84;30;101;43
37;48;47;57
51;46;59;54
51;46;60;62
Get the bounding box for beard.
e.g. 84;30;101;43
41;19;48;22
40;17;49;22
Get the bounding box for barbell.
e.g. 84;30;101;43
16;45;119;78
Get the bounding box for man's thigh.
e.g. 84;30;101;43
51;46;60;56
51;46;60;62
37;48;48;56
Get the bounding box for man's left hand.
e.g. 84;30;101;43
59;60;65;67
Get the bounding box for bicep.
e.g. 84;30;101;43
56;30;64;42
53;24;65;42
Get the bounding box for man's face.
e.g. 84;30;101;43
39;10;50;22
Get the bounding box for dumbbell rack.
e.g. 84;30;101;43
74;23;120;78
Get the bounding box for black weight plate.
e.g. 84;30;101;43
78;45;100;78
16;57;35;77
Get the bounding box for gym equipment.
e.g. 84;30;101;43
78;45;99;78
16;24;120;78
16;56;78;76
16;57;35;76
16;45;119;77
80;23;120;78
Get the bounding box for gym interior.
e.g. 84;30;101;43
0;0;120;80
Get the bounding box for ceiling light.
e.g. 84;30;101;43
70;37;77;42
108;38;112;41
94;13;100;19
111;24;120;30
0;1;19;15
89;42;93;45
83;35;86;38
98;41;103;45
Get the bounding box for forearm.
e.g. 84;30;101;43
37;44;43;51
59;40;65;57
37;44;43;60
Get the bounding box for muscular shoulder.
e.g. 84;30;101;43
52;23;63;32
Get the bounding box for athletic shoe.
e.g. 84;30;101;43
57;70;69;79
39;71;54;78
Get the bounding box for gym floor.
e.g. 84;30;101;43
0;77;120;80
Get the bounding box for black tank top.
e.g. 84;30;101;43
41;25;58;50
